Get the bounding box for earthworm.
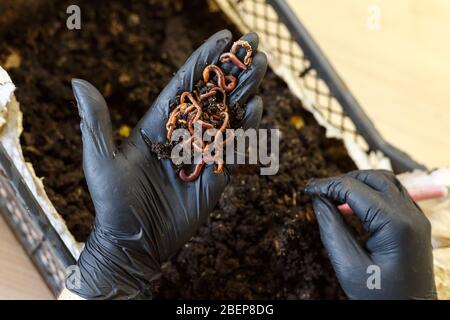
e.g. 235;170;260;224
181;135;204;154
183;104;197;115
219;52;247;70
187;112;196;135
201;152;224;174
217;112;229;133
182;94;202;133
166;109;180;140
166;96;200;140
179;103;190;113
193;90;201;102
166;38;253;182
166;104;183;130
207;113;231;174
200;86;227;104
217;102;228;113
217;128;235;148
203;65;237;93
193;140;205;154
196;120;214;129
181;92;202;121
202;153;226;175
225;76;237;92
202;65;224;86
179;162;205;182
188;99;202;123
214;163;224;175
179;91;190;103
166;122;176;140
199;90;217;101
231;39;253;66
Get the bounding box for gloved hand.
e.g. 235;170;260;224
304;170;437;300
69;30;267;299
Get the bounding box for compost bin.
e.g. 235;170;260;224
0;0;449;298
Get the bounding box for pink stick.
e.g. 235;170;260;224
337;185;448;215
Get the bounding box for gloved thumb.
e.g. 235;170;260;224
72;79;116;164
312;196;372;280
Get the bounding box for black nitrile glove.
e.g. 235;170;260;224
304;170;436;300
69;30;267;299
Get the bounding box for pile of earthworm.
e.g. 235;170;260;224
166;40;253;182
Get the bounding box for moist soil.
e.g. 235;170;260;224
1;0;357;299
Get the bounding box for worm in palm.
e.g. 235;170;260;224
166;39;253;182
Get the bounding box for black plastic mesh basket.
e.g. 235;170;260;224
217;0;425;173
0;0;426;297
0;144;74;296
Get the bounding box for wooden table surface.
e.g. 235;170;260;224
288;0;450;168
0;0;449;299
0;215;53;299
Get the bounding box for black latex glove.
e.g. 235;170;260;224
69;30;267;299
304;170;436;300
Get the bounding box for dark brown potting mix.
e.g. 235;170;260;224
1;0;358;299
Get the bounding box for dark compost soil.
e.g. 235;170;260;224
1;0;357;299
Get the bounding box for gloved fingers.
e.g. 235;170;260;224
71;79;115;161
193;92;262;191
346;170;415;218
228;52;268;106
377;169;409;195
240;94;263;131
136;29;233;140
346;170;401;194
199;163;230;214
221;32;266;106
221;32;259;78
353;170;429;227
312;196;371;275
224;95;263;174
305;176;388;233
170;29;233;92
